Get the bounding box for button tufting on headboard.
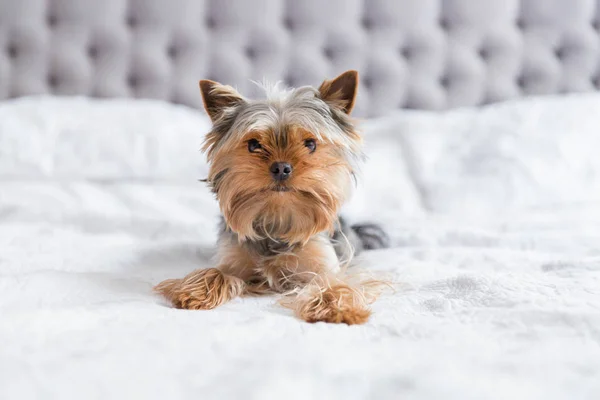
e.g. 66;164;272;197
47;14;58;28
1;0;600;116
7;44;17;59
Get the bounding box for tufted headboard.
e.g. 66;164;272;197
1;0;600;117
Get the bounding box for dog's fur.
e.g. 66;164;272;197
154;71;389;325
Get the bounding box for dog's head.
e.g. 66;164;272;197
199;71;363;244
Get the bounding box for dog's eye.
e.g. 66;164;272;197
247;139;262;153
304;139;317;153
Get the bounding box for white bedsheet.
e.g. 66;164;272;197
1;96;599;400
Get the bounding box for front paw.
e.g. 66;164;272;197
290;284;371;325
154;268;244;310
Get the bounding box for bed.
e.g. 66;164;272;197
1;1;600;399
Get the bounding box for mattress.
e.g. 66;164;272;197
1;95;599;400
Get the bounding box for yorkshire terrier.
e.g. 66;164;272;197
154;70;389;325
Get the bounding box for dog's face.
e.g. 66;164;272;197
199;71;363;244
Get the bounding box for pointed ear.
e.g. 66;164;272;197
318;70;359;114
199;80;245;122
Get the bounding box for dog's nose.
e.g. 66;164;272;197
270;162;292;181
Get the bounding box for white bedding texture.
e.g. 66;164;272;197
1;95;599;400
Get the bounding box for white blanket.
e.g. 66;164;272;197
1;96;599;400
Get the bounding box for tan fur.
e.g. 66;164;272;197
154;268;245;310
154;70;387;325
259;235;338;292
216;237;277;296
318;70;359;114
217;238;260;281
287;283;372;325
199;80;245;122
208;126;351;244
280;271;388;325
154;238;385;323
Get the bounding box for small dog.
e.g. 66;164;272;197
155;70;389;325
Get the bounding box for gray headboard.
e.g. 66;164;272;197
1;0;599;117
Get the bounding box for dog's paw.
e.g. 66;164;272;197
290;284;371;325
154;268;244;310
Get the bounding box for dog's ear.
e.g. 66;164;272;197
318;70;359;115
199;80;246;122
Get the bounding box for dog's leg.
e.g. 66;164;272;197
154;241;256;310
263;235;380;325
154;267;245;310
287;277;374;325
259;235;337;291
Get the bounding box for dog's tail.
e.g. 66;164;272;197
349;223;390;251
332;217;390;261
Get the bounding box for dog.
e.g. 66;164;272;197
154;70;389;325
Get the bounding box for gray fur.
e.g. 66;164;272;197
210;83;388;261
332;217;390;260
218;217;298;257
219;216;389;261
207;84;364;173
348;222;390;251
